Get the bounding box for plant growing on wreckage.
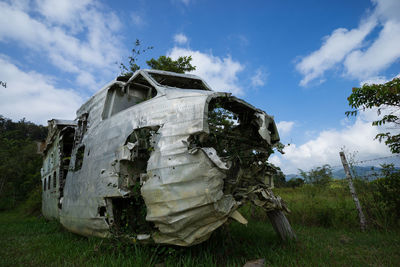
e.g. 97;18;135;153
118;39;196;79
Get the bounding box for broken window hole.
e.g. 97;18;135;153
74;146;85;171
98;206;107;217
102;74;157;120
110;197;155;236
53;171;56;188
188;97;279;200
148;72;209;91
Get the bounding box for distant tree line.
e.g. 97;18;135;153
0;116;47;211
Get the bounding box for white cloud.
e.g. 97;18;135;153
269;155;282;167
373;0;400;23
76;72;97;88
180;0;191;5
131;12;145;27
0;56;83;125
273;111;397;174
251;68;267;87
296;18;376;86
359;76;388;86
171;0;192;6
296;0;400;86
277;121;295;136
0;0;122;91
344;20;400;80
174;33;188;45
227;34;249;47
168;47;245;95
34;0;92;29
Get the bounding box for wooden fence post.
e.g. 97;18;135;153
339;151;367;231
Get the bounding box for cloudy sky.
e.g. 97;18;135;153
1;0;399;174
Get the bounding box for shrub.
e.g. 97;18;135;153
286;178;304;188
362;165;400;228
20;185;42;216
352;169;400;229
299;165;332;187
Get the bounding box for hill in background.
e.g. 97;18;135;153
285;166;388;181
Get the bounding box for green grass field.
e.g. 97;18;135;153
1;208;399;267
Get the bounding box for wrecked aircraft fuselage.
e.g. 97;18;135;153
41;69;292;246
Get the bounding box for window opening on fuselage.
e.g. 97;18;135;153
102;74;157;120
48;175;51;190
53;171;57;188
148;72;209;91
74;146;85;171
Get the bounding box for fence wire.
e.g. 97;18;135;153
345;154;400;180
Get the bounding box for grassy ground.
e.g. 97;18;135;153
1;210;399;267
274;185;360;228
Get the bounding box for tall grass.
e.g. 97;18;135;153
1;209;399;267
1;180;400;266
272;178;400;230
274;183;359;228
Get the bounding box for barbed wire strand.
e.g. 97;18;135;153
354;154;400;164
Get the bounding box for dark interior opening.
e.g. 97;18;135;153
203;97;271;158
58;127;75;209
98;206;107;217
148;72;209;91
111;196;154;235
110;127;159;235
53;171;56;188
189;97;277;199
74;145;85;171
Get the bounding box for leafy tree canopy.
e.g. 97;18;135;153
0;116;46;210
299;164;332;186
286;178;304;188
146;55;195;74
346;77;400;153
119;39;195;78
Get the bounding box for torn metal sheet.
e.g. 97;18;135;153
41;69;287;246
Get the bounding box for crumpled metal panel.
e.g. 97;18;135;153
142;145;236;245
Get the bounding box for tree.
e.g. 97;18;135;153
371;163;400;219
286;178;304;188
119;39;196;78
273;167;287;187
146;55;195;73
119;39;154;77
0;116;46;210
346;77;400;153
299;164;332;187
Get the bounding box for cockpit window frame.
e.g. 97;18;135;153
101;73;160;120
143;70;212;91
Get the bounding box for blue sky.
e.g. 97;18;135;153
1;0;399;173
